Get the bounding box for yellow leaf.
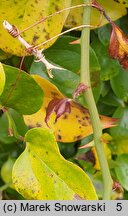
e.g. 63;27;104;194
24;75;117;143
65;0;127;29
0;0;71;56
0;63;6;96
92;144;111;170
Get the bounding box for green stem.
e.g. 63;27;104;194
81;0;113;200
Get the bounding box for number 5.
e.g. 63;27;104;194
116;203;122;211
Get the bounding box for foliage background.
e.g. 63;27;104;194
0;0;128;199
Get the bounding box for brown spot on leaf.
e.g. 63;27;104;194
57;135;62;140
82;117;87;120
55;5;60;11
63;114;68;119
45;34;50;40
32;154;36;158
73;194;84;200
74;135;82;141
51;91;59;97
32;35;39;43
18;15;23;19
28;125;34;129
81;122;87;127
36;122;42;127
91;72;100;87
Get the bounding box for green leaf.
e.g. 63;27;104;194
44;36;81;73
110;68;128;102
0;109;28;144
0;63;6;96
30;37;101;102
12;128;98;200
0;64;44;114
109;107;128;157
0;113;16;144
44;36;101;73
100;81;111;97
30;61;79;98
1;157;15;189
9;109;28;137
115;154;128;190
98;24;111;46
31;62;101;102
91;37;120;81
110;107;128;139
100;92;123;107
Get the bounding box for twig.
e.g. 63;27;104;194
3;20;64;78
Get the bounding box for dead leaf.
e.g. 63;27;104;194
109;23;128;69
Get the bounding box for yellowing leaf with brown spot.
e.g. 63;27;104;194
24;75;117;143
0;0;71;56
12;128;98;200
65;0;127;29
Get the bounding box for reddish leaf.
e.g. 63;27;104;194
45;98;71;125
109;23;128;69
